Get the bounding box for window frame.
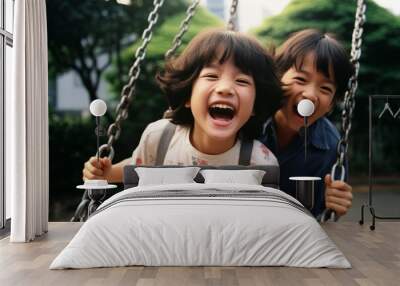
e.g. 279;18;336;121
1;0;14;233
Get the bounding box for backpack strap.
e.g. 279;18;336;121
155;121;177;165
238;138;253;166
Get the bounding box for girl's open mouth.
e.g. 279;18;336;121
208;104;236;125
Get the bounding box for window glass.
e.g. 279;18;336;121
0;39;4;228
5;0;14;33
0;1;3;29
5;43;12;220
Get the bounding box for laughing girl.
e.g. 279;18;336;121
83;29;282;182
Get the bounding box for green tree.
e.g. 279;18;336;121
46;0;186;107
254;0;400;175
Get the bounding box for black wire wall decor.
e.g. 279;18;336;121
360;95;400;230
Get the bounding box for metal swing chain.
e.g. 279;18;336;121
75;0;200;221
331;0;366;181
98;0;165;161
165;0;200;59
227;0;239;31
321;0;366;223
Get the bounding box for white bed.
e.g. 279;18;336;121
50;182;350;269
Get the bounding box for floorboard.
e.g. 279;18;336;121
0;222;399;286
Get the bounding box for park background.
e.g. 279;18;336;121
47;0;400;221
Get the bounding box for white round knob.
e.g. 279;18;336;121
297;99;315;117
89;99;107;117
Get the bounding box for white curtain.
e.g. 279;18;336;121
7;0;48;242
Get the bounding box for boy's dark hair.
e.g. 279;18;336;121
275;29;353;102
156;28;282;139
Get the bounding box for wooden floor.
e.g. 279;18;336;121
0;222;399;286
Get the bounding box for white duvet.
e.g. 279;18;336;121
50;183;350;269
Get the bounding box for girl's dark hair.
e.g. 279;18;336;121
275;29;353;102
156;28;282;139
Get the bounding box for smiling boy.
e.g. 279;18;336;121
260;29;354;218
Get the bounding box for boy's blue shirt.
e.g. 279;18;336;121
259;116;343;217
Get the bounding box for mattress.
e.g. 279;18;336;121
50;183;350;269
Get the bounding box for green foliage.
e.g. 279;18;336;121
254;0;400;175
47;0;186;103
254;0;355;46
142;7;224;57
49;114;95;220
49;113;145;220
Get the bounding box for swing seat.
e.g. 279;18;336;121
51;165;350;269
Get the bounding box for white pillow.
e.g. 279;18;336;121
200;169;266;185
135;167;200;186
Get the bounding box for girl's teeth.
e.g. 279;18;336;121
210;104;234;110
